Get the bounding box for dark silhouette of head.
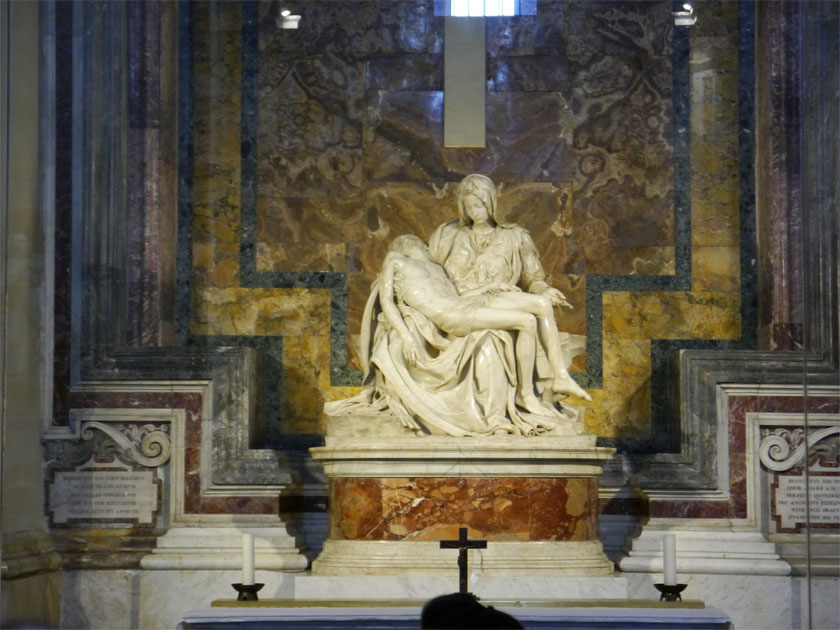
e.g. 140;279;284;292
421;592;523;629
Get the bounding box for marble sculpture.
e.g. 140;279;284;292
327;174;590;437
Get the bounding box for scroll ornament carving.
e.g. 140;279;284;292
758;425;840;472
80;421;172;468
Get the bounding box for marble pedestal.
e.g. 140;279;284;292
309;419;615;576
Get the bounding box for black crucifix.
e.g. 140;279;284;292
439;528;488;594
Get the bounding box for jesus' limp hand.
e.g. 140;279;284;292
543;287;572;309
400;333;418;367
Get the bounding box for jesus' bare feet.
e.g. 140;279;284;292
552;372;592;401
515;392;552;416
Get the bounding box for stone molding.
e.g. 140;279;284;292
45;348;295;499
38;0;297;523
617;526;790;577
312;434;615;478
620;396;839;577
1;531;62;580
312;539;613;577
141;527;308;571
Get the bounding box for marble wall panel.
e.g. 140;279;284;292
330;477;599;543
587;337;652;438
191;2;243;297
52;1;75;426
755;2;803;351
257;1;441;58
690;35;739;248
184;0;746;448
257;53;365;197
567;1;676;273
603;292;741;340
191;288;331;337
282;335;332;434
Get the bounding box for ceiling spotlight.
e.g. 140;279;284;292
279;8;301;29
673;3;696;26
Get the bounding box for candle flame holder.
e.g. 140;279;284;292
654;583;687;602
232;583;264;601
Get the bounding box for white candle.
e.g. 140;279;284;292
663;534;677;585
242;533;255;585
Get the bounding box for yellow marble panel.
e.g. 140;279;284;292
692;246;740;291
585;337;651;438
603;291;741;340
192;288;330;337
192;2;243;291
282;335;331;434
691;33;739;247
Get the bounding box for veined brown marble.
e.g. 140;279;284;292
330;477;598;543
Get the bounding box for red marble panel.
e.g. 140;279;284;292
329;477;600;542
727;394;757;423
199;496;277;515
185;473;201;513
184;447;201;475
729;476;748;519
331;477;383;540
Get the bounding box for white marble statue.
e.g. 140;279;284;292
327;174;589;437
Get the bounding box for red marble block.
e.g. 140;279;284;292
330;477;599;543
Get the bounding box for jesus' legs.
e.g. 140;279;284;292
460;307;550;415
483;293;592;401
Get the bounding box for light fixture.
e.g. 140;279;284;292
280;8;301;29
673;3;696;26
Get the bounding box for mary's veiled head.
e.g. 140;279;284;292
456;174;498;227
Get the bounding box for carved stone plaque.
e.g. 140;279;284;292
774;474;840;530
49;460;159;526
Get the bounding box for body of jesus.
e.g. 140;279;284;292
379;234;591;411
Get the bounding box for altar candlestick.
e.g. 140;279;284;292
663;534;677;586
242;533;255;585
